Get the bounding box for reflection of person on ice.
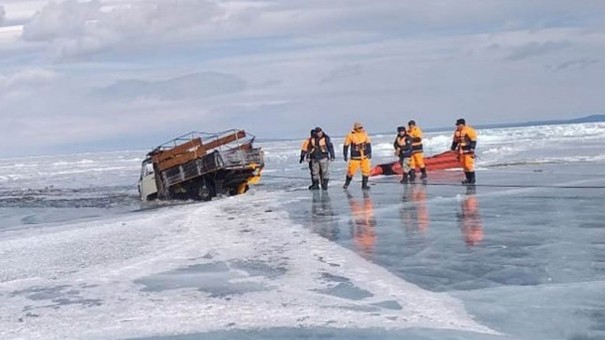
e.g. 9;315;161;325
407;120;427;180
458;186;483;246
302;127;335;190
401;184;429;233
311;191;338;240
347;190;376;259
343;121;372;190
451;118;478;184
393;126;415;183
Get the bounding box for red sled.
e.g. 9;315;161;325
370;150;460;176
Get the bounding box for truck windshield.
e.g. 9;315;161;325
141;160;154;178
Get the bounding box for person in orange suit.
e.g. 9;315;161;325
458;186;483;246
451;118;478;184
400;184;429;233
407;120;427;180
343;121;372;190
347;190;376;259
299;129;316;189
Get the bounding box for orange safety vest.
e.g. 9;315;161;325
453;125;477;154
407;126;424;153
344;130;371;159
308;136;329;153
307;135;333;160
394;134;413;158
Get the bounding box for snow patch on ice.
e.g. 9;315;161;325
0;192;498;339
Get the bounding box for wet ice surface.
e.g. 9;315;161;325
0;163;600;339
0;123;604;339
0;192;498;339
0;151;145;230
276;162;604;339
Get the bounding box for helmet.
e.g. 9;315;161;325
408;120;416;126
455;118;466;126
397;126;406;132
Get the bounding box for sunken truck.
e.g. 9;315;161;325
138;130;264;201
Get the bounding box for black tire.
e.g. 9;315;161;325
198;177;216;201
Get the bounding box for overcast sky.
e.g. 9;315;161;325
0;0;604;157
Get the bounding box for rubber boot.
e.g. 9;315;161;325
408;169;416;183
343;176;352;189
362;176;370;190
321;178;329;191
308;161;315;188
461;172;469;184
400;173;409;184
309;180;320;190
420;168;427;180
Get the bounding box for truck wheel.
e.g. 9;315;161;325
198;179;215;201
198;186;212;201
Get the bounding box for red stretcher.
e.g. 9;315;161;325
370;150;460;176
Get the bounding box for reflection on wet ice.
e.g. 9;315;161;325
346;191;376;260
400;184;429;234
310;191;339;241
457;185;484;247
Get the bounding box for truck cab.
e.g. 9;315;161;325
138;157;158;201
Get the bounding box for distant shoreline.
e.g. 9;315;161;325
259;114;605;141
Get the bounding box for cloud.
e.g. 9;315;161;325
17;0;605;61
99;72;246;100
0;0;603;156
504;41;571;61
320;64;363;84
0;68;60;91
22;0;224;58
551;57;600;71
22;0;100;41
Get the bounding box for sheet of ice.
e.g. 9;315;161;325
0;121;604;339
0;191;497;339
277;160;604;339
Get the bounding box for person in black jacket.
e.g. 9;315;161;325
305;127;336;190
393;126;415;183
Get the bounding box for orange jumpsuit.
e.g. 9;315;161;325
451;125;477;172
343;129;372;177
407;125;426;170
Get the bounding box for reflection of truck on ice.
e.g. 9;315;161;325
138;129;264;201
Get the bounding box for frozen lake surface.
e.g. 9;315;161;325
0;123;604;339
